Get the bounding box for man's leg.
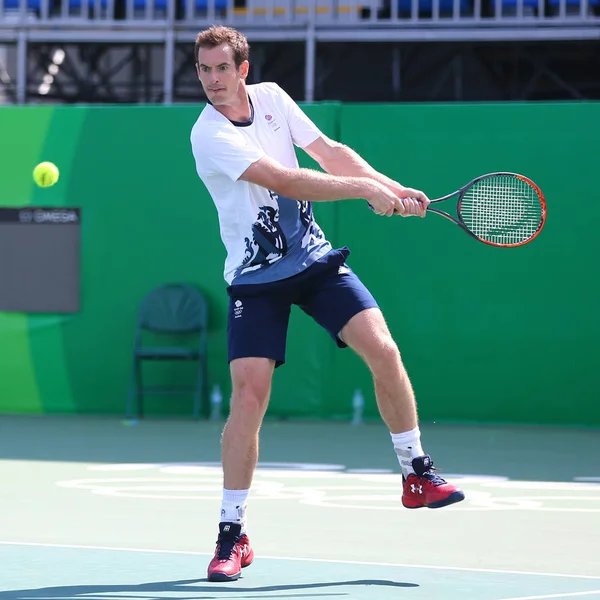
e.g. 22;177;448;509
340;307;417;435
221;357;275;511
296;260;464;510
341;307;465;509
208;284;291;582
208;357;274;582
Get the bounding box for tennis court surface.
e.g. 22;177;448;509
1;415;599;600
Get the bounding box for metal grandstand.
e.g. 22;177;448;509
0;0;598;103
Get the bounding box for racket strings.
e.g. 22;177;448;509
460;175;543;245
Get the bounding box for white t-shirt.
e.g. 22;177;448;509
190;82;334;286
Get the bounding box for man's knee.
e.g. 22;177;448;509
343;308;401;362
230;357;274;415
369;331;401;367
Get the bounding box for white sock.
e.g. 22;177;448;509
220;489;249;534
391;427;424;478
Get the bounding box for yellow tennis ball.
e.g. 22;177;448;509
33;161;59;188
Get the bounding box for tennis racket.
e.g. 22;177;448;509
371;172;547;248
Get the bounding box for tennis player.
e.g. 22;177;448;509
190;25;465;582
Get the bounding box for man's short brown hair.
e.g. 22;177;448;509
194;25;250;67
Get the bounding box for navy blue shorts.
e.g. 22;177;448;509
226;247;379;368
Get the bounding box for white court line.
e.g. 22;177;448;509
1;541;600;581
345;469;394;474
498;590;600;600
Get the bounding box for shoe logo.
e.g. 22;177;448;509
223;525;231;532
411;483;423;494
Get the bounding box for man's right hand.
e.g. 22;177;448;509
364;180;405;217
364;180;429;218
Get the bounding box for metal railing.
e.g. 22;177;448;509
1;0;599;25
1;0;598;105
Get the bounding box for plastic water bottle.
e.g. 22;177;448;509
351;389;364;426
210;384;223;421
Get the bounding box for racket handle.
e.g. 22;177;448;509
368;197;425;212
367;198;407;212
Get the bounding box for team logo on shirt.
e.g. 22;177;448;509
264;113;280;132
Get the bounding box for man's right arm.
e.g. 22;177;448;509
239;155;401;216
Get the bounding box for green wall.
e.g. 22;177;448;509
0;101;598;426
332;102;600;426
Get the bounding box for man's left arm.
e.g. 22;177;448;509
304;135;430;216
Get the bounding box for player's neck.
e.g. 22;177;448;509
212;83;251;123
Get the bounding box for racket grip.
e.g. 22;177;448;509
368;197;427;212
367;199;405;211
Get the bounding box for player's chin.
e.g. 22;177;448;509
207;90;227;104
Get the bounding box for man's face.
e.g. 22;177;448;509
196;43;248;106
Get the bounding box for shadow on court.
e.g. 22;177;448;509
0;578;419;599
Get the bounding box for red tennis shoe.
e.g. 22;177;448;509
402;455;465;509
207;522;254;582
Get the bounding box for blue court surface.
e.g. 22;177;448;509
1;416;599;600
3;543;600;600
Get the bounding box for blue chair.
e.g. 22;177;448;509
134;0;168;9
67;0;167;13
3;0;45;9
498;0;540;6
495;0;598;13
191;0;228;10
66;0;227;13
66;0;109;10
397;0;470;14
547;0;598;7
491;0;542;12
